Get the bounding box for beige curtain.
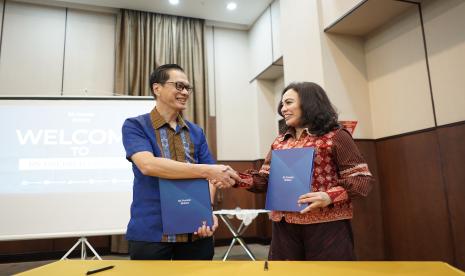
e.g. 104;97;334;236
115;9;208;129
112;9;209;254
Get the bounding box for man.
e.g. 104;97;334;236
122;64;239;260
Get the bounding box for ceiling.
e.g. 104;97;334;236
47;0;273;28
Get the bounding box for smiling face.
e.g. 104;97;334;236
280;89;303;128
153;69;190;112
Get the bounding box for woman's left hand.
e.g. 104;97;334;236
297;192;332;214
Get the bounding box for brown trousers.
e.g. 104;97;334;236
269;219;356;261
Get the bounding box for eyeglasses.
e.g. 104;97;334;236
164;81;193;94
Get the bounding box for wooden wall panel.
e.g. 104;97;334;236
376;131;454;262
352;140;385;260
0;240;53;255
0;236;110;261
52;236;109;251
437;124;465;270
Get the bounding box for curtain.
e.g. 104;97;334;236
115;9;208;129
112;9;209;254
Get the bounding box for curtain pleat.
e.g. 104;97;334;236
115;10;207;127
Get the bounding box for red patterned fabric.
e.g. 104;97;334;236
239;127;374;225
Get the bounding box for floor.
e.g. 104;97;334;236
0;244;270;275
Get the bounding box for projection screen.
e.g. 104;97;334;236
0;97;154;241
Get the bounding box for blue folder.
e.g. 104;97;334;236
265;147;315;212
159;178;213;235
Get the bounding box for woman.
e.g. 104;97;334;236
239;82;374;261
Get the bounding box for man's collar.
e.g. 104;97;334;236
176;113;189;130
150;107;189;130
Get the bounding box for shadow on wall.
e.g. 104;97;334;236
422;0;465;56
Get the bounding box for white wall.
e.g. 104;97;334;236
280;0;325;85
0;0;4;36
248;6;273;79
255;79;282;157
63;9;115;96
320;32;372;139
248;0;282;80
423;0;465;126
212;1;283;160
0;1;66;95
318;0;465;139
365;6;435;138
208;27;259;160
320;0;365;29
270;0;281;61
0;1;116;96
279;0;372;139
274;75;284;122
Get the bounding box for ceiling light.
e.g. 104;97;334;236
226;2;237;11
169;0;179;5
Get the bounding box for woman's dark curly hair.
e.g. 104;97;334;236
278;82;339;136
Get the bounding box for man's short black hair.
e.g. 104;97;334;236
149;64;185;98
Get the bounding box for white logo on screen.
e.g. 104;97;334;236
16;129;120;145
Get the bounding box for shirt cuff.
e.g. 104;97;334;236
326;187;349;203
233;173;253;188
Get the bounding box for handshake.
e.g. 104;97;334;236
204;164;242;189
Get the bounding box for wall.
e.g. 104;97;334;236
365;6;434;139
0;0;3;34
376;129;455;263
0;0;116;259
436;123;465;269
423;0;465;125
422;0;465;268
318;0;465;269
270;0;281;61
371;0;465;269
248;7;273;79
0;1;66;94
248;0;282;81
280;0;324;85
255;79;280;157
206;26;260;161
273;76;284;122
62;9;115;95
2;0;464;268
209;0;283;161
319;30;372;138
320;0;364;29
0;1;115;95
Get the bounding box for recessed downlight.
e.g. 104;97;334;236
226;2;237;11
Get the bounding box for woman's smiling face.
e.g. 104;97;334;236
281;89;302;128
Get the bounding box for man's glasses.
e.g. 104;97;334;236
164;81;193;94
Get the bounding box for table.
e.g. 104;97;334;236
17;260;465;276
213;209;269;261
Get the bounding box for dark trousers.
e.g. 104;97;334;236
128;237;214;260
269;219;355;261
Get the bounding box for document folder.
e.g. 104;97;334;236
159;178;213;235
265;147;315;212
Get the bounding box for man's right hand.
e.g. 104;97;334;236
204;165;240;188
